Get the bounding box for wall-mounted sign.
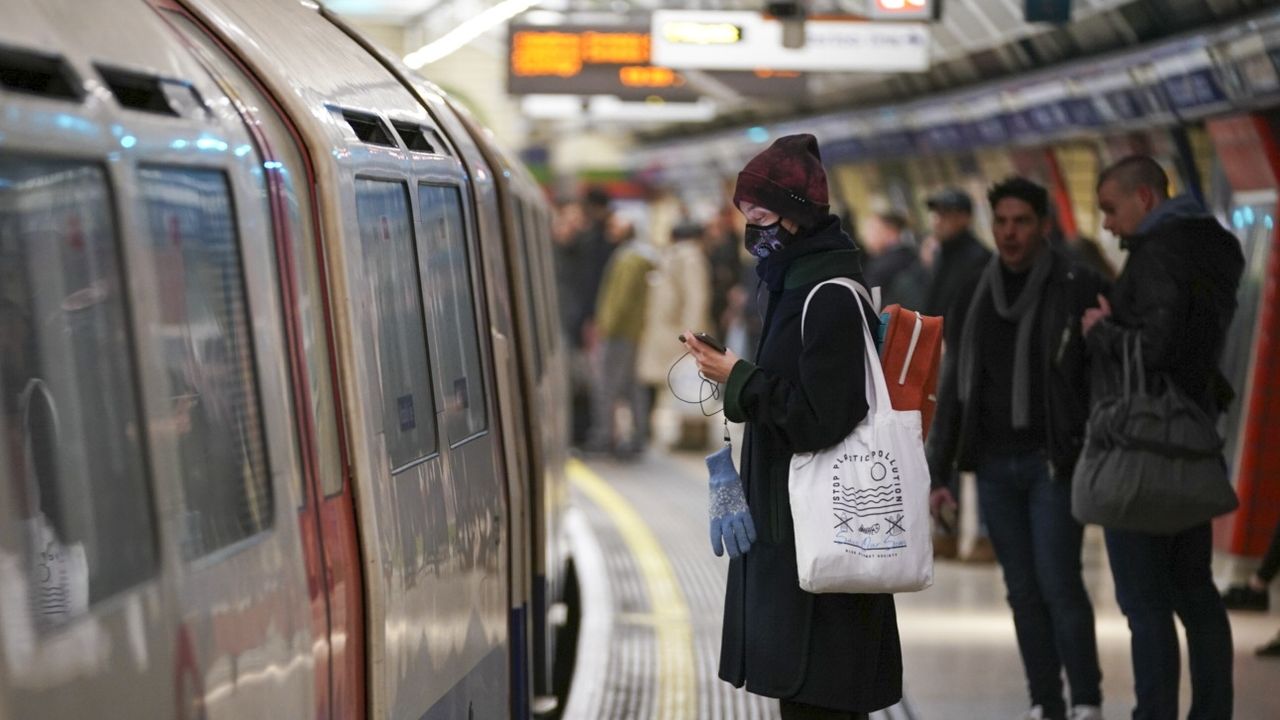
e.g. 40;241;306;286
867;0;940;21
650;10;930;72
507;22;806;100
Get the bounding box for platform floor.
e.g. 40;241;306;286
561;450;1280;720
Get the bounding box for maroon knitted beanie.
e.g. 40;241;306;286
732;134;830;228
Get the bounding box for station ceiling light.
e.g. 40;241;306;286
404;0;542;68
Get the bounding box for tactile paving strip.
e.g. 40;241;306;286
566;453;913;719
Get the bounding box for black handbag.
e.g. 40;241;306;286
1071;332;1238;534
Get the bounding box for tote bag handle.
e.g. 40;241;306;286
801;279;891;416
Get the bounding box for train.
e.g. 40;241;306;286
0;1;574;718
635;5;1280;567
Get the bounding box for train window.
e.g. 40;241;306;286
418;184;488;442
528;204;558;357
532;208;561;354
96;66;205;120
513;198;544;378
137;167;273;559
355;179;438;468
0;157;156;625
391;122;439;155
0;47;82;101
340;110;396;148
157;10;345;498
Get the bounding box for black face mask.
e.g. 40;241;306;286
744;221;793;259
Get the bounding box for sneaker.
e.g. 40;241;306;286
1070;705;1103;720
1257;634;1280;658
1222;584;1269;611
1021;707;1046;720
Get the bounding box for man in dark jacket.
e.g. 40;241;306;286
923;188;995;560
1085;155;1244;720
927;177;1107;720
923;188;991;319
861;210;928;309
558;187;617;446
684;134;901;720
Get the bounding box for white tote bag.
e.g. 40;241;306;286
789;279;934;594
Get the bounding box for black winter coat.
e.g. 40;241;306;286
1086;211;1244;414
864;244;929;310
926;249;1109;483
922;228;991;319
721;222;902;713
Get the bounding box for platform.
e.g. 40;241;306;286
563;451;1280;720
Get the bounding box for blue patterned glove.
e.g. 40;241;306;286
706;445;757;558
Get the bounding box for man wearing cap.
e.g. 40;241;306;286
923;188;991;321
683;134;902;720
922;188;994;561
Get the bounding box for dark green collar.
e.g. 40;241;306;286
784;249;863;290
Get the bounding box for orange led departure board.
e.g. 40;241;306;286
507;23;804;100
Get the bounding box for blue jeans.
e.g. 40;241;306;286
977;452;1102;719
1105;524;1233;720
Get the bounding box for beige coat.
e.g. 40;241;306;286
637;239;711;385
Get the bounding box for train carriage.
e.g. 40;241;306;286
0;1;571;718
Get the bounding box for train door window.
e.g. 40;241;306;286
161;10;345;498
355;179;438;469
418;183;488;442
0;157;156;625
137;167;272;559
533;208;561;353
512;198;544;378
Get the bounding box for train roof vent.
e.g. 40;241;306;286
0;47;82;101
391;121;449;156
341;109;396;147
97;66;198;118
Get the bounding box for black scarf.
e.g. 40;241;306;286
958;250;1053;428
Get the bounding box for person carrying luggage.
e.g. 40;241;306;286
1085;155;1244;720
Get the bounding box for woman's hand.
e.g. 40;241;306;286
682;329;740;384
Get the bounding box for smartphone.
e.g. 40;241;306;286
679;332;727;354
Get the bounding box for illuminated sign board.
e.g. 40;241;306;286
507;23;805;100
867;0;940;21
651;10;930;72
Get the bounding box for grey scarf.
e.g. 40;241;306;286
957;250;1053;428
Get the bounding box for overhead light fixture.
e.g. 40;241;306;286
404;0;541;69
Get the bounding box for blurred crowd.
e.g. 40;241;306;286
551;181;1115;467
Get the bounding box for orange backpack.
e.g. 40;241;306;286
877;304;944;440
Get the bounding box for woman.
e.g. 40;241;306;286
684;134;903;719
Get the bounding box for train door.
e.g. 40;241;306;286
0;15;177;718
64;0;322;716
408;147;511;717
506;193;554;701
146;4;367;716
1205;113;1280;557
411;97;537;720
162;2;520;716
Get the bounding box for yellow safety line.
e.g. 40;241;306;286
568;458;697;720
